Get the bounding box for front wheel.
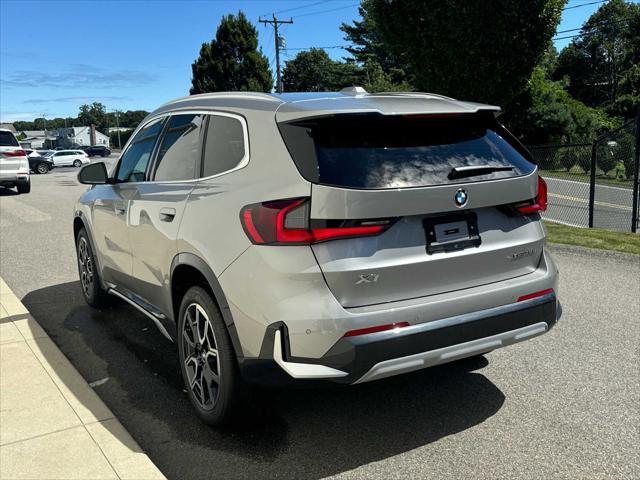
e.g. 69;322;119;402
73;159;82;167
178;286;244;426
76;228;109;307
36;162;49;174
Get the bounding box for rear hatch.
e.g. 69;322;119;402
0;130;27;176
277;107;544;308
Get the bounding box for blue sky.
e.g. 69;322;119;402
0;0;614;122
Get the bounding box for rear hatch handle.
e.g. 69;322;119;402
448;165;513;180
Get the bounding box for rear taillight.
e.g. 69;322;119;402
500;176;548;216
3;149;27;157
240;197;393;245
515;176;547;214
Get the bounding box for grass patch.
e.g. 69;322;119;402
540;170;634;189
544;221;640;255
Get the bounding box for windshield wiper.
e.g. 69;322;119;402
448;165;513;180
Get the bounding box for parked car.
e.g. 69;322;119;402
0;128;30;193
28;155;55;174
74;89;561;425
82;145;111;157
50;149;90;167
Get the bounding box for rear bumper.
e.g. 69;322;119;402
239;292;560;386
0;173;29;186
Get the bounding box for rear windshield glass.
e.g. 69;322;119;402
0;131;19;147
278;113;534;189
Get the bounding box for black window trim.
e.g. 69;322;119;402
113;117;166;184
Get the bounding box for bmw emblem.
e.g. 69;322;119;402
454;189;468;207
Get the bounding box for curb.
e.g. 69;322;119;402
546;241;640;262
0;277;165;480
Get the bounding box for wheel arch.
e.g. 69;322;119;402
170;253;244;360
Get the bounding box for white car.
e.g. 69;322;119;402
0;128;30;193
48;150;90;167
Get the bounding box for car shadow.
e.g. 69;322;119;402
23;281;505;480
0;186;19;196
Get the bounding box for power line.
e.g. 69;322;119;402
294;3;360;19
261;1;327;17
282;45;349;51
562;0;607;11
556;18;628;34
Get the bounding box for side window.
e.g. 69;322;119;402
202;115;246;178
153;114;204;181
116;118;164;183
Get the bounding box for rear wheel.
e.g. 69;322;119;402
76;228;109;307
16;181;30;194
73;159;82;167
178;286;244;426
36;162;49;174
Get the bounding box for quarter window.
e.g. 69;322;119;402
116;118;164;183
202;115;246;178
153;114;204;181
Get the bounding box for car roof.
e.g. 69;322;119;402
150;87;500;122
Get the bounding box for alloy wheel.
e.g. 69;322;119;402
77;237;93;297
182;303;221;410
37;163;48;174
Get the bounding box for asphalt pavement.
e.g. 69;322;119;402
543;176;638;231
0;164;639;479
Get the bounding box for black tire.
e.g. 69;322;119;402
36;162;49;174
73;159;82;167
16;181;30;194
76;228;110;307
178;286;244;426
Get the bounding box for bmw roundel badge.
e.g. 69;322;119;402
454;188;468;207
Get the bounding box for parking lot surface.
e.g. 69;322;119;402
1;164;638;479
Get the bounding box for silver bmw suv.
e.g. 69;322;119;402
74;88;560;425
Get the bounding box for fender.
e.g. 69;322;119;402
170;253;244;360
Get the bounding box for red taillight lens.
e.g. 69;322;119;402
516;176;547;214
343;322;410;337
3;149;27;157
240;197;391;245
517;288;554;302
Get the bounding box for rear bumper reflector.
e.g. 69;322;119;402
517;288;554;302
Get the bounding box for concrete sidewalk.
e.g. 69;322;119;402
0;277;165;480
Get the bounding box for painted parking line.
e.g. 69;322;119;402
548;193;633;211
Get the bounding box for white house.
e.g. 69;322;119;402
57;126;109;148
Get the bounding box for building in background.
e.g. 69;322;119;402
56;126;110;148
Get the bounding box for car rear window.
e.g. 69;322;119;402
278;113;535;189
0;131;19;147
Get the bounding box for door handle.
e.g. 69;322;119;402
159;207;176;222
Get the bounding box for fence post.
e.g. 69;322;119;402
588;141;597;228
631;106;640;233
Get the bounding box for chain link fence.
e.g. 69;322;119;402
527;115;639;233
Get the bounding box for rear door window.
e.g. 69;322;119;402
0;131;19;147
201;115;246;178
153;114;204;181
278;113;535;189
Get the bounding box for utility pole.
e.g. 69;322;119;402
115;110;121;150
259;14;293;93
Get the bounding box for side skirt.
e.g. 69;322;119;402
107;288;174;342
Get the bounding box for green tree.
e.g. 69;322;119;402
282;48;361;91
190;12;272;94
78;102;107;133
340;0;411;87
362;0;564;106
505;66;611;147
554;0;640;117
361;60;413;92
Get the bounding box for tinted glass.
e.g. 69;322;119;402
153;114;203;181
0;131;19;147
278;113;535;189
116;118;164;183
202;115;245;178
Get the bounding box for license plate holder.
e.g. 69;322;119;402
423;212;481;255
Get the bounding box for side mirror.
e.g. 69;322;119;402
78;162;108;185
